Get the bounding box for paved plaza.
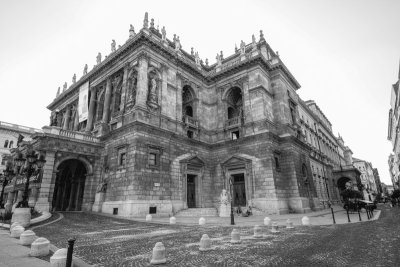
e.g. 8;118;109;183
13;204;394;267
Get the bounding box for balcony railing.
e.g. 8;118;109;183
42;126;100;143
183;116;198;128
225;117;241;128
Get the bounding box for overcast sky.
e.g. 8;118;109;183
0;0;398;184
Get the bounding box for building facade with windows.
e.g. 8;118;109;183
0;121;40;173
4;13;368;216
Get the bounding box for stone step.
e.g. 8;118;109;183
175;208;218;217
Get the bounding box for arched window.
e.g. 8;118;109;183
226;87;243;120
9;141;13;148
182;85;195;118
4;140;8;148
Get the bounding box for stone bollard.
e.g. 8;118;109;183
20;230;37;245
199;217;206;225
286;219;294;229
30;237;50;257
302;216;310;226
146;214;152;222
150;242;167;265
50;248;68;267
264;217;271;226
230;229;241;243
169;216;176;225
10;225;25;238
11;207;31;228
199;234;212;251
10;222;21;231
253;225;263;238
271;222;280;233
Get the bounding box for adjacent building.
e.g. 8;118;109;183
2;13;375;217
353;158;379;201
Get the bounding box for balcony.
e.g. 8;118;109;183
42;126;100;143
183;116;198;128
225;117;241;129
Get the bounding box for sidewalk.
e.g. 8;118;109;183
125;205;381;226
0;229;48;267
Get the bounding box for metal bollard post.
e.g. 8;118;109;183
66;238;76;267
357;207;362;221
328;202;336;224
366;207;370;220
346;206;351;223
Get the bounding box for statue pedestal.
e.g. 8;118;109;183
219;203;231;217
11;208;31;228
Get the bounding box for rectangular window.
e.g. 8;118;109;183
117;147;127;168
231;130;240;140
148;153;157;166
119;152;126;166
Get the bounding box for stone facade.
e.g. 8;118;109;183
6;13;371;216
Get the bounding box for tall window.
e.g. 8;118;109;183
226;87;243;120
182;85;195;118
9;141;13;148
3;140;8;148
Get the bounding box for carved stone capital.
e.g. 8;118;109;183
137;51;150;63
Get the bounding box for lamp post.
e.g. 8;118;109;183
229;176;235;225
15;151;46;208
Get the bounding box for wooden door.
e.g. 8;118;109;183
232;174;246;206
187;175;196;208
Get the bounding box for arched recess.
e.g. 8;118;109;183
220;154;255;208
182;85;197;118
95;87;105;123
224;86;243;120
51;159;88;211
147;67;162;109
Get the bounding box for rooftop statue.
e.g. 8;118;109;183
150;18;155;29
83;64;88;75
72;73;76;84
143;12;149;29
240;40;246;55
260;30;264;40
56;87;60;97
161;26;166;41
216;53;222;66
63;82;67;92
96;52;102;65
129;24;135;38
111;40;116;52
195;52;200;65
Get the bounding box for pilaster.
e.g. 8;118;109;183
102;78;112;123
136;52;149;108
86;87;97;132
120;64;130;113
62;106;70;130
35;151;55;212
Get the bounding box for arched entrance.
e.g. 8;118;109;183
52;159;87;211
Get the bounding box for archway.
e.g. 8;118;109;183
226;87;243;120
52;159;87;211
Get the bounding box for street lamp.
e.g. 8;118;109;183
15;151;46;208
229;176;235;225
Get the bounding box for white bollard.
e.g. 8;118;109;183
50;248;68;267
30;237;50;257
264;217;271;226
199;217;206;225
199;234;212;251
150;242;167;265
146;214;152;222
10;225;25;238
302;216;310;226
253;225;263;238
20;230;37;245
169;216;176;224
230;229;241;243
271;222;280;233
286;219;294;229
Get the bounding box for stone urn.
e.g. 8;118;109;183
11;208;31;228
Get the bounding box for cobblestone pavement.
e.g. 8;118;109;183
33;205;400;267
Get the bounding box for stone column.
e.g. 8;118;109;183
66;181;77;211
73;107;79;131
120;65;129;113
5;191;15;212
135;53;149;107
35;152;55;212
86;87;97;132
62;106;70;130
102;78;112;123
160;64;169;116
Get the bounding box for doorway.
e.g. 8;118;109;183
187;174;196;208
232;173;246;207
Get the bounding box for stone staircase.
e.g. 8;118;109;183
174;208;218;217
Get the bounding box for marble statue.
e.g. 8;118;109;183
72;73;76;84
191;47;194;56
195;52;200;65
174;36;181;51
143;12;149;29
96;52;102;65
252;34;256;45
111;39;116;52
83;64;88;75
150;18;154;29
148;77;158;104
216;53;222;66
219;189;231;217
56;87;60;97
240;40;246;55
63;82;67;92
260;30;264;40
161;26;166;41
126;68;137;105
129;24;135;38
205;58;209;66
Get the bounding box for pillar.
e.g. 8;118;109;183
120;65;129;113
62;106;70;130
85;87;97;132
35;152;55;212
66;182;77;211
136;53;149;107
5;191;15;212
160;64;169;116
73;107;79;131
102;79;112;123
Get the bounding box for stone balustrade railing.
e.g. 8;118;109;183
42;126;100;143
